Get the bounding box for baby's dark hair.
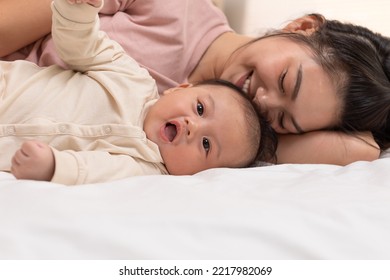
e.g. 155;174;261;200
195;79;278;166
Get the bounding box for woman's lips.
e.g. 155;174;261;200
236;72;249;88
236;71;254;99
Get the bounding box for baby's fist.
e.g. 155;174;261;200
11;140;55;182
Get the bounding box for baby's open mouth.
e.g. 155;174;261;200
165;122;177;142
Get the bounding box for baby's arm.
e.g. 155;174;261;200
52;0;133;74
11;141;55;182
11;141;164;184
49;149;165;185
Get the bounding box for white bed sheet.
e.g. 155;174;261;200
0;152;389;259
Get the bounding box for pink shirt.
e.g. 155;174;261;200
2;0;232;92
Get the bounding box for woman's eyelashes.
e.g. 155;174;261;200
279;70;287;95
278;111;285;129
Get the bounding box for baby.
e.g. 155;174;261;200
1;0;276;185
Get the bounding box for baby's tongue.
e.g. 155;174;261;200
165;123;177;142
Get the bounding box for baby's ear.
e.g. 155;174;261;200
283;15;323;35
162;83;193;95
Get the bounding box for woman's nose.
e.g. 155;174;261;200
254;89;286;126
255;88;285;110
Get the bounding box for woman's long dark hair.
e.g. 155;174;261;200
315;15;390;150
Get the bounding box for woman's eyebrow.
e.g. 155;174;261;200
291;117;304;134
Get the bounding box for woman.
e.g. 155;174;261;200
0;0;384;165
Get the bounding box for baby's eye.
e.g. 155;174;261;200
197;102;204;116
202;137;210;153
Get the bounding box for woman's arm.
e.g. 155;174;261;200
276;131;380;165
0;0;52;57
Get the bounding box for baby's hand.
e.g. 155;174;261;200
11;140;55;182
67;0;102;7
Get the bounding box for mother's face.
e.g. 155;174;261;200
220;35;342;134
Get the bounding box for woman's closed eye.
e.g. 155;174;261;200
279;70;287;95
278;112;302;134
278;111;285;129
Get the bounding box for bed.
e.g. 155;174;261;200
0;150;389;259
1;0;390;261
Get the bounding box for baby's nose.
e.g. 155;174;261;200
185;118;198;139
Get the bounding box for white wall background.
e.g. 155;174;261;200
222;0;390;37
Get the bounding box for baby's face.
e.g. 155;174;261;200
143;84;255;175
